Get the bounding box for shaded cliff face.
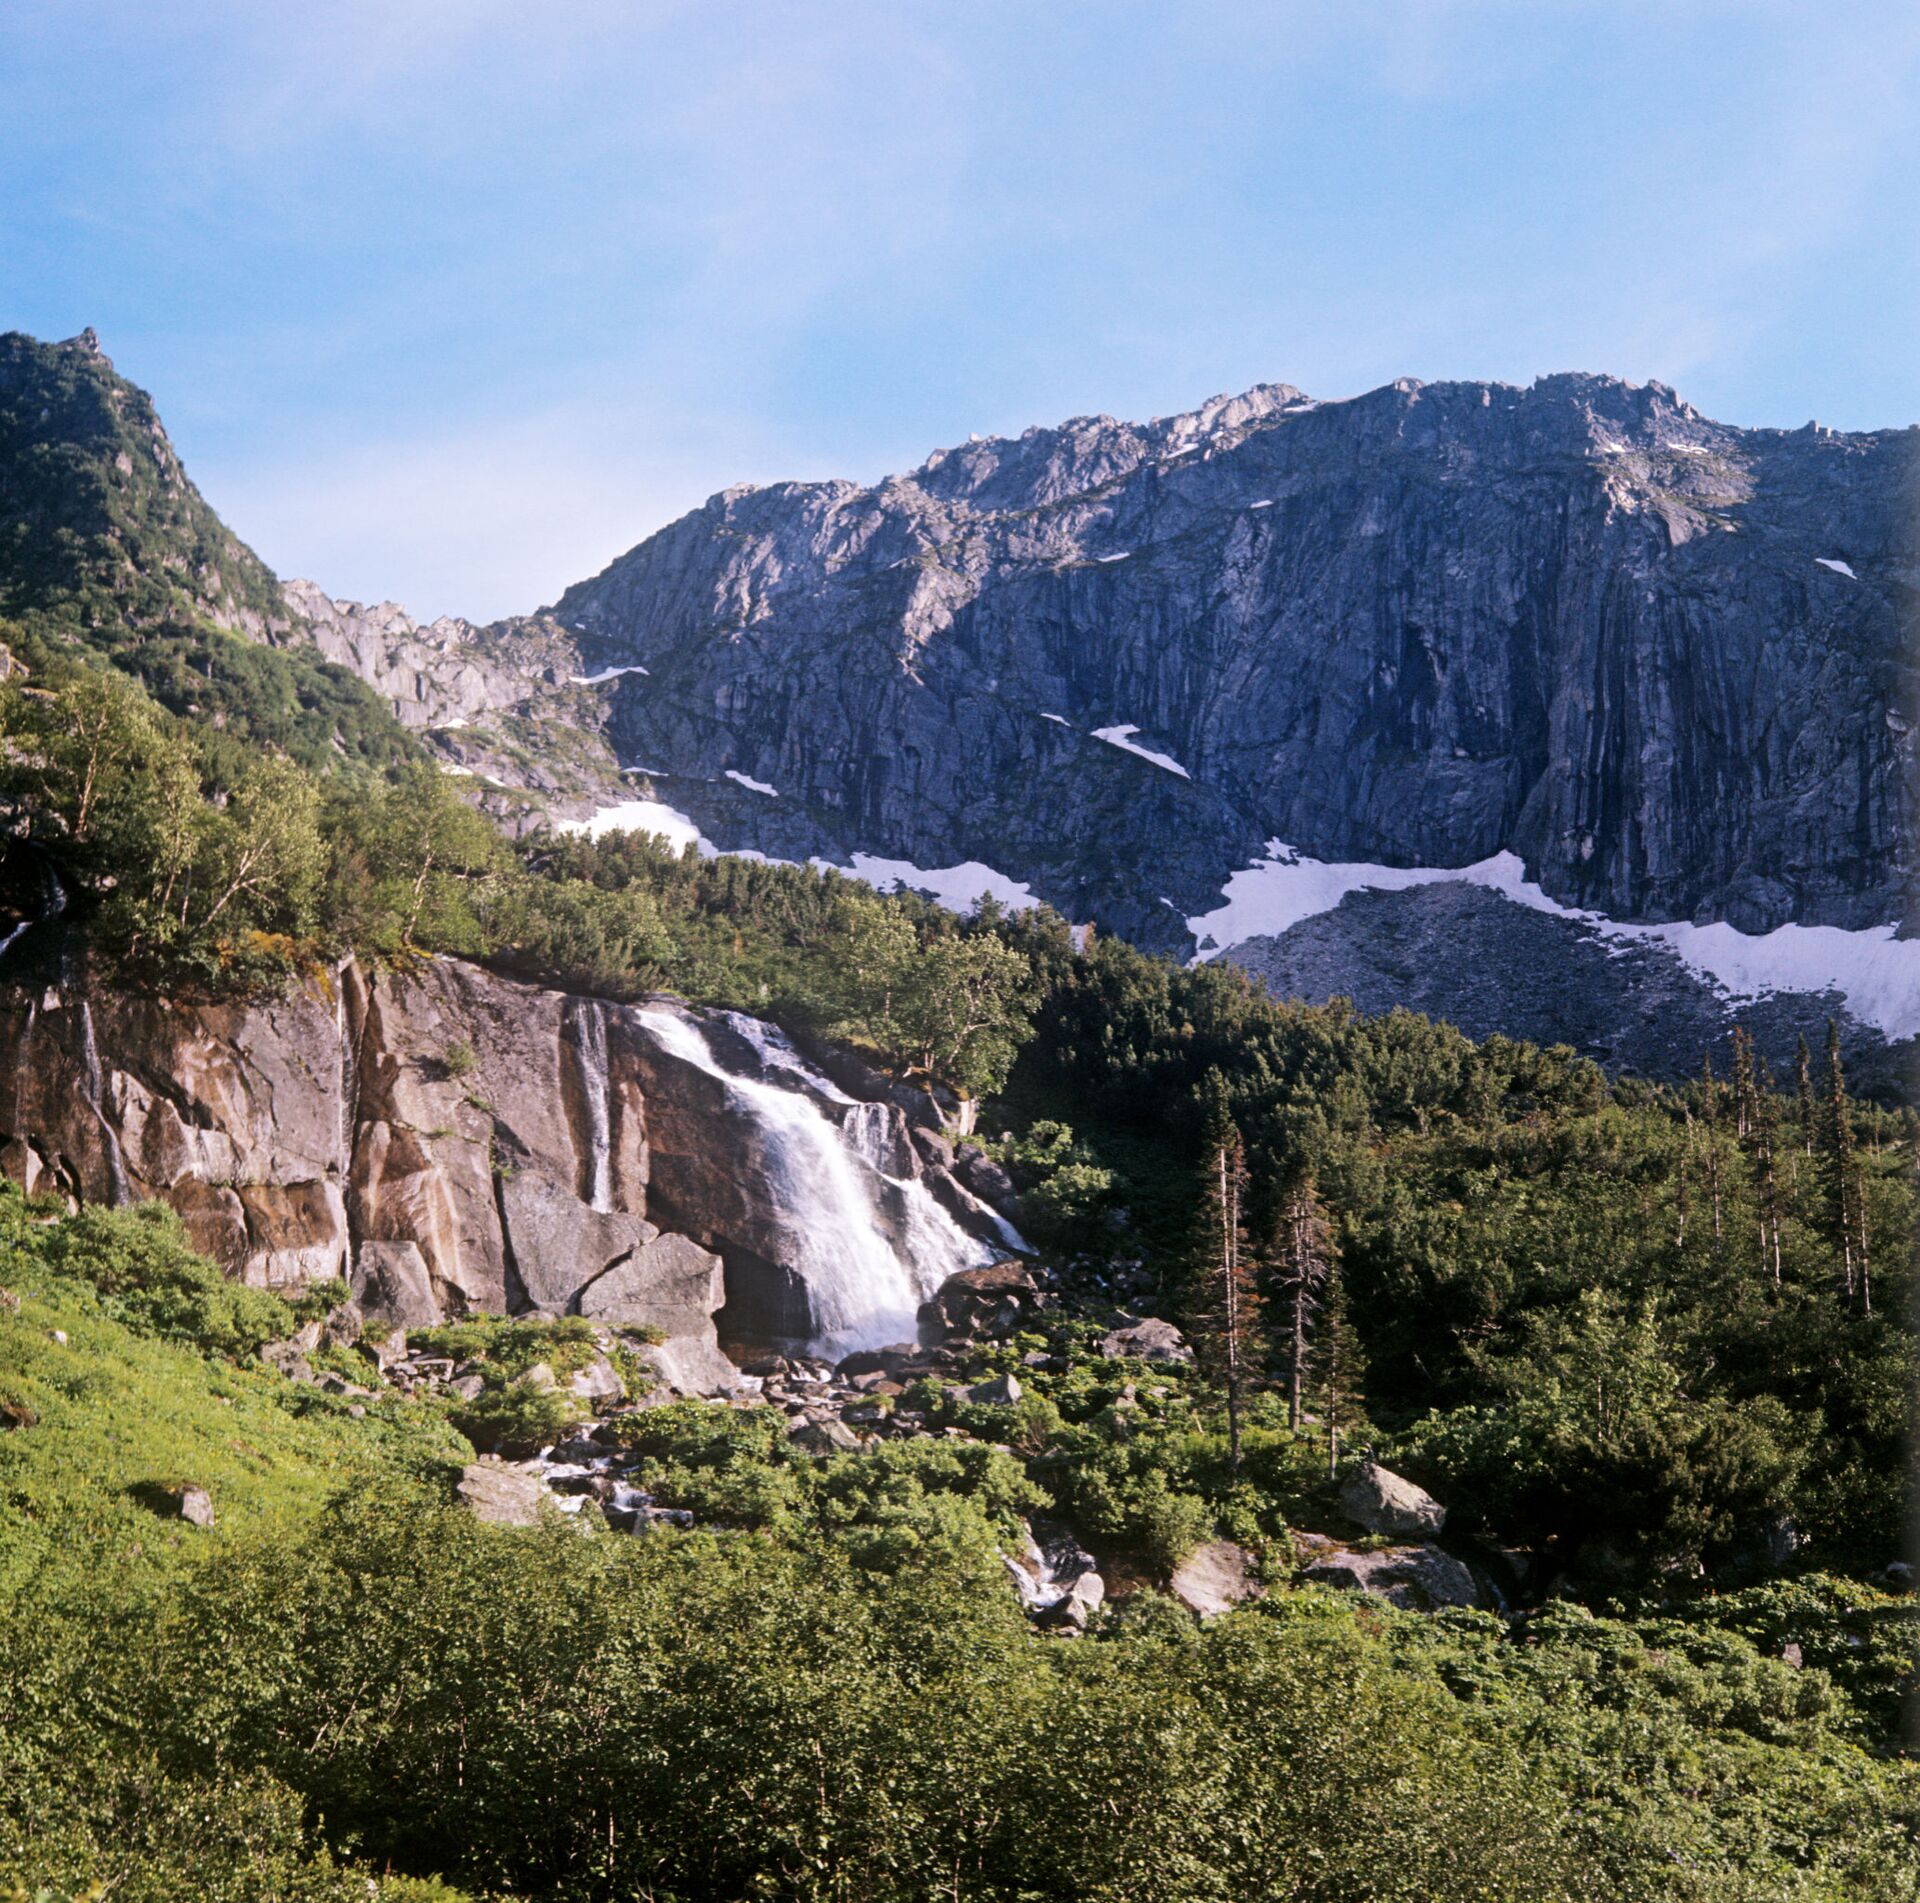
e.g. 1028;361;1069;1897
0;956;1009;1366
549;374;1915;946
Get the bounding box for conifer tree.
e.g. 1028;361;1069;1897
1316;1242;1365;1478
1742;1061;1783;1286
1730;1026;1757;1139
1819;1021;1870;1314
1699;1052;1724;1244
1276;1175;1332;1435
1190;1099;1261;1468
1674;1109;1693;1252
1795;1033;1816;1159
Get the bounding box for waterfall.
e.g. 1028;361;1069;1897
75;999;132;1206
841;1100;901;1172
636;1007;993;1354
569;999;614;1213
0;864;67;962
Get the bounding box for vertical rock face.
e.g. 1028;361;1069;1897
0;961;717;1359
0;958;1015;1362
545;374;1915;945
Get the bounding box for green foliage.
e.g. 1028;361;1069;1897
2;1192;1916;1900
446;1382;581;1457
30;1199;295;1360
409;1312;600;1382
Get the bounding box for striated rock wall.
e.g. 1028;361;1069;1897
0;956;1008;1364
547;373;1916;945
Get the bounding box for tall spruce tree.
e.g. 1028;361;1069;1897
1743;1061;1784;1286
1190;1096;1261;1468
1700;1051;1725;1245
1276;1175;1333;1435
1819;1021;1870;1314
1795;1032;1817;1159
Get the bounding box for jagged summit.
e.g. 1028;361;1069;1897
0;327;1909;1080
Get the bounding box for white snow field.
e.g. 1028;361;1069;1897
1187;844;1920;1040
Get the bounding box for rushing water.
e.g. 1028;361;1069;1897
569;999;615;1213
0;863;67;962
635;1007;992;1354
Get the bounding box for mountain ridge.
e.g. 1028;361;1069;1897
2;328;1911;1083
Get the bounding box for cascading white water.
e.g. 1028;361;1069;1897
719;1010;859;1102
637;1007;994;1353
0;866;67;962
75;998;132;1206
571;1000;614;1213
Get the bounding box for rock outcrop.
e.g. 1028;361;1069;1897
0;956;1017;1373
1169;1539;1264;1617
547;375;1914;946
1302;1542;1484;1611
298;374;1915;1081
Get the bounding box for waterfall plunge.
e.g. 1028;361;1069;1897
569;999;615;1213
636;1008;993;1355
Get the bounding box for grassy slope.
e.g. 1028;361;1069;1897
0;1256;467;1598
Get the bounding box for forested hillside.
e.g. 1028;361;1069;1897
1;641;1916;1899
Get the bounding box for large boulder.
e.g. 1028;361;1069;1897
917;1262;1042;1346
1302;1542;1483;1611
636;1331;749;1398
1039;1569;1106;1632
1339;1459;1446;1538
350;1240;444;1330
499;1168;658;1312
456;1462;548;1526
1100;1317;1193;1366
953;1144;1017;1210
161;1483;216;1528
574;1232;724;1335
1170;1539;1264;1617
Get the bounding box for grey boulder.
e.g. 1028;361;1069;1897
1339;1459;1446;1538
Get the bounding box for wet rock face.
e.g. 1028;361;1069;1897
0;960;726;1364
0;959;1015;1376
542;374;1914;946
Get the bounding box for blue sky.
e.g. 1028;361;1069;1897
4;1;1916;620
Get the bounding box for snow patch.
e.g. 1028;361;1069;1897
1187;844;1920;1039
558;800;716;858
824;854;1040;916
1040;713;1072;727
570;664;650;685
1815;558;1857;579
725;769;779;797
1249;499;1273;509
1096;552;1131;563
1092;725;1192;779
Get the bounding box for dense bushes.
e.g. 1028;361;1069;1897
6;1480;1913;1901
25;1493;1588;1902
30;1199;296;1359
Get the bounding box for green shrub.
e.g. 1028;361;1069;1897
37;1202;292;1359
446;1384;581;1458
